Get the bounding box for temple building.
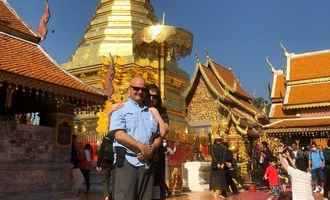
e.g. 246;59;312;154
264;49;330;147
184;56;266;179
0;1;106;199
62;0;191;143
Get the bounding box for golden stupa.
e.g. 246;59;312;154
62;0;192;142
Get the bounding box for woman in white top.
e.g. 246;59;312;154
279;151;314;200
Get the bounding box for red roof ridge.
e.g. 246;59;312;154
36;41;104;96
208;58;252;100
1;0;38;37
0;31;104;96
291;49;330;59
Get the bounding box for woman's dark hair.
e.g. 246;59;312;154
145;84;162;109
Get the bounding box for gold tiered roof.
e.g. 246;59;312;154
265;49;330;136
185;56;265;133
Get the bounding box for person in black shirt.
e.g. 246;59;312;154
96;133;115;200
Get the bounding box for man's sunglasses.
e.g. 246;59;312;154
130;85;146;92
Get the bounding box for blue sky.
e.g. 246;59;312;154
8;0;330;98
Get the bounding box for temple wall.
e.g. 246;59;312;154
0;121;73;200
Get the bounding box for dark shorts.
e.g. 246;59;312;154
270;185;281;197
311;168;325;183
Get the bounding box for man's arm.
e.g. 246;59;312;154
114;130;143;153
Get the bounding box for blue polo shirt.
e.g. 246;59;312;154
309;150;324;169
109;98;158;167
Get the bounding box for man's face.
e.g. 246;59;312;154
312;144;317;150
129;79;145;103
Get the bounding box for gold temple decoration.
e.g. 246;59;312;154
134;24;193;100
62;0;192;143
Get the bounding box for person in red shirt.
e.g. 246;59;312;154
264;157;280;200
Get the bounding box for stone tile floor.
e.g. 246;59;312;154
79;191;325;200
79;191;270;200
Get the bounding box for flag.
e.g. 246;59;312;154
37;0;51;41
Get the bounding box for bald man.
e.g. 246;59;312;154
110;77;161;200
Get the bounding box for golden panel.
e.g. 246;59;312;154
187;78;223;122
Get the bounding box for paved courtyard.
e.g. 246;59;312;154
79;191;325;200
79;191;271;200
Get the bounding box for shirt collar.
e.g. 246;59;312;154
128;98;148;111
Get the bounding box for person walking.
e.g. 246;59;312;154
80;143;93;193
323;140;330;199
109;77;162;200
223;142;239;195
264;157;280;200
210;137;228;200
292;142;308;172
96;133;115;200
309;142;325;193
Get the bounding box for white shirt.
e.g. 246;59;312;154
84;149;91;162
287;166;313;200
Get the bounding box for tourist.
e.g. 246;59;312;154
210;137;227;200
260;141;273;186
309;142;325;193
323;140;330;199
223;142;239;195
292;142;309;172
145;84;169;200
264;157;280;200
279;148;314;200
71;135;84;195
109;77;162;200
80;143;93;193
96;133;115;200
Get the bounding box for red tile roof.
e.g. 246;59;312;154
284;82;330;109
289;50;330;81
0;32;105;101
210;60;251;99
0;1;38;39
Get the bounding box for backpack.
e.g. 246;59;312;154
323;148;330;166
97;134;114;168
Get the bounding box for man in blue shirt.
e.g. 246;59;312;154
309;142;325;193
110;77;162;200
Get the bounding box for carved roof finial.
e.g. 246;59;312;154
162;12;166;25
280;41;290;56
265;56;276;73
205;48;210;60
194;52;201;64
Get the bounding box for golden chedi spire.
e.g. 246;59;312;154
63;0;156;69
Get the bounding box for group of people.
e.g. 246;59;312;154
254;140;330;200
72;76;170;200
210;137;239;199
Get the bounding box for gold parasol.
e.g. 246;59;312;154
134;23;193;100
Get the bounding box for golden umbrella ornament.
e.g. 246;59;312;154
134;19;193;100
